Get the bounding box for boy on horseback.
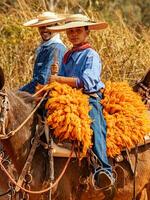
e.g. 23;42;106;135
47;14;115;192
19;12;66;94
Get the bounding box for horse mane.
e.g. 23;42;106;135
16;91;36;105
7;90;34;127
1;89;38;173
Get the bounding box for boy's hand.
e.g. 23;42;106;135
51;63;59;75
49;75;58;83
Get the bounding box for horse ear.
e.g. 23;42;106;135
142;69;150;88
16;91;36;104
133;70;150;92
0;67;5;90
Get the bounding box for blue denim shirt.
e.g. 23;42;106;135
19;34;66;94
59;48;105;93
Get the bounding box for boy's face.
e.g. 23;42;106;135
66;27;89;46
38;26;53;41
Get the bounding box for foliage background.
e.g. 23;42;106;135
0;0;149;89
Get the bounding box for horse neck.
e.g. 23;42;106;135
1;91;35;173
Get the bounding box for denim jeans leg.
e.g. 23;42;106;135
89;96;112;173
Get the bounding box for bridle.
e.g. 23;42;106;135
0;89;48;140
0;90;10;137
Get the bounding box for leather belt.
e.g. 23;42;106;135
89;93;99;98
87;89;104;98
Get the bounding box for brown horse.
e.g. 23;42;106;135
0;90;48;200
0;69;88;200
0;67;150;200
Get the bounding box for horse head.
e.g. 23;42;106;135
0;72;50;200
133;69;150;90
142;69;150;88
133;69;150;110
0;73;35;173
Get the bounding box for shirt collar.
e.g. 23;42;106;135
71;50;85;62
40;34;64;47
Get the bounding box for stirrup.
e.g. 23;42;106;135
92;168;115;191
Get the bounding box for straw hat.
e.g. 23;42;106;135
23;11;67;27
47;14;108;32
65;14;90;23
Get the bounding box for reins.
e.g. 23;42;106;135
0;189;12;197
0;144;74;195
132;145;138;200
0;91;8;97
0;90;48;139
0;88;74;196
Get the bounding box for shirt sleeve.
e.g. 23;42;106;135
19;44;66;94
19;80;37;94
81;52;102;93
58;62;66;76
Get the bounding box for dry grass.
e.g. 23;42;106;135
0;1;149;89
90;13;150;84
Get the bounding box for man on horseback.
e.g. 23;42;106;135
19;11;66;94
46;14;115;192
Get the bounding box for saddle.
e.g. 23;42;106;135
51;133;150;190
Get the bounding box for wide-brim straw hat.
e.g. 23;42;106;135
47;14;108;32
23;11;67;27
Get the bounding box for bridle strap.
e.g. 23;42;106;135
0;91;8;97
0;90;48;140
0;90;10;136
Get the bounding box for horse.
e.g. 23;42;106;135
0;68;89;200
0;67;150;200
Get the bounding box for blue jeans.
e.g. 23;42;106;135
89;93;112;173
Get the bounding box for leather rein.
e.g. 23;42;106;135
0;89;73;198
0;90;48;139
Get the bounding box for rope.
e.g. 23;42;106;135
32;84;49;97
132;145;138;200
0;91;48;140
0;91;8;97
0;189;11;197
0;144;74;194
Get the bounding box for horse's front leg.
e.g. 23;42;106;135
136;183;150;200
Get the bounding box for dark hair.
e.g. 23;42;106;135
0;67;5;90
84;26;89;31
47;23;58;27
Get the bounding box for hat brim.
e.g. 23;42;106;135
23;17;66;27
47;21;108;32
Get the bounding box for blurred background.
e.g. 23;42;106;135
0;0;149;89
